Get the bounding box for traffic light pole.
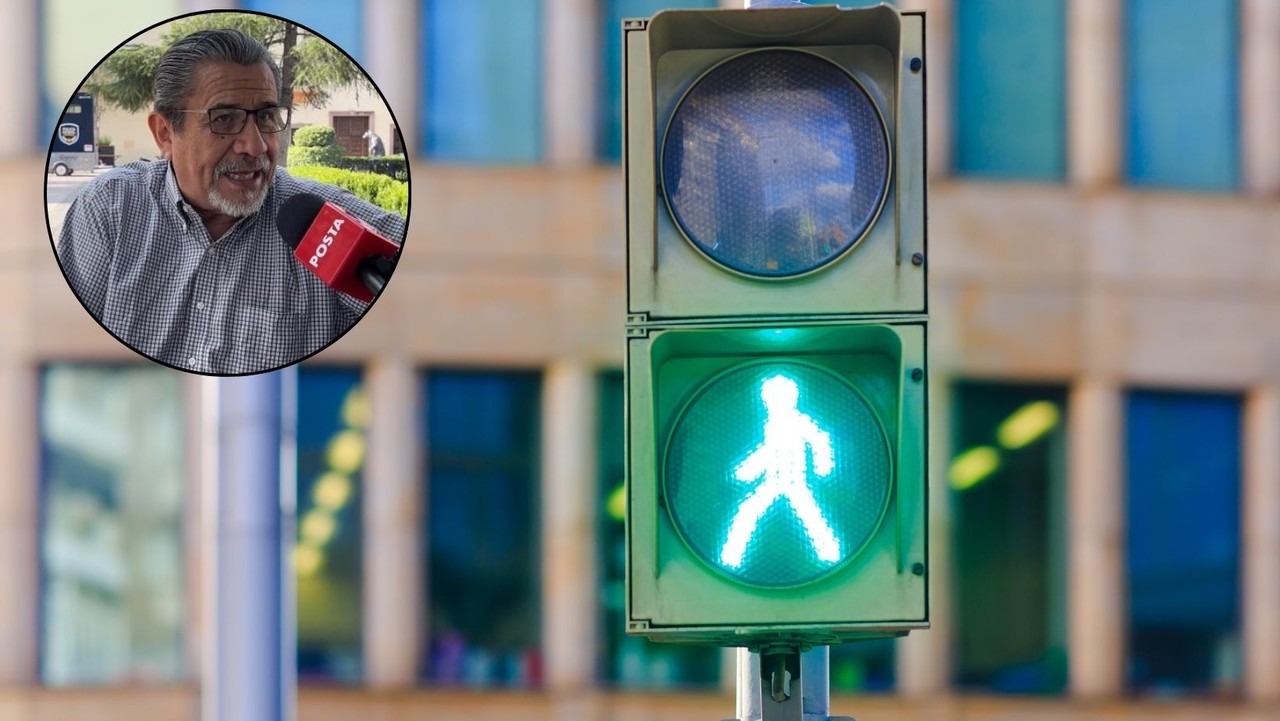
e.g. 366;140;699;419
730;647;854;721
711;3;879;721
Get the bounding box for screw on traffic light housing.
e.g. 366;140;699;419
624;3;927;648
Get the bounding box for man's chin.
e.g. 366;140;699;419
209;179;269;217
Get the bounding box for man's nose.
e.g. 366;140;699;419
232;116;269;156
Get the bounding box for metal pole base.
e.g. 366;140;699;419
726;647;856;721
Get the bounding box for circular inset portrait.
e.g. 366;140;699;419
46;11;410;376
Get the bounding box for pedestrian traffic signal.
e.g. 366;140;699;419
624;3;927;646
668;362;888;589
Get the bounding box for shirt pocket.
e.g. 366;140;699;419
234;306;315;373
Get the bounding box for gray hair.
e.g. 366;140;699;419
153;28;282;130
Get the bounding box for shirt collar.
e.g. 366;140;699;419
162;160;274;235
162;160;194;227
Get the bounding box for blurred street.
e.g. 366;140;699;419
46;169;98;237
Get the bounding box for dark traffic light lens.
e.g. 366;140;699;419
663;361;892;588
661;49;891;279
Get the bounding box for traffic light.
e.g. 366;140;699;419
624;3;927;647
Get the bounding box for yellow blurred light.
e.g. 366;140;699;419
949;446;1001;491
341;386;370;429
327;429;366;474
312;472;353;511
606;484;626;522
293;544;324;577
300;510;338;546
997;401;1060;450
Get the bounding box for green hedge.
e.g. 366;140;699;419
289;165;409;217
289;125;344;167
337;155;408;180
290;144;343;167
293;125;336;147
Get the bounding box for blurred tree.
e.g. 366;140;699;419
83;15;373;165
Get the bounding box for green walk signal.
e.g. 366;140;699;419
624;4;928;647
666;361;891;588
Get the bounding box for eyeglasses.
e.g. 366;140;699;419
177;106;292;135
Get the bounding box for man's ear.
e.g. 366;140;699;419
148;111;174;159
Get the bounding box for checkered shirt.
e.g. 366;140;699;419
56;160;406;375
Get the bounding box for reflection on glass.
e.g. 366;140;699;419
598;372;721;689
662;49;888;278
952;382;1068;694
1126;390;1241;696
830;638;895;692
597;0;718;161
40;364;185;685
296;367;365;684
425;370;542;688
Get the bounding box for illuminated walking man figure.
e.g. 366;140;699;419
721;374;841;568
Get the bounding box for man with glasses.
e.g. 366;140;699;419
55;28;406;375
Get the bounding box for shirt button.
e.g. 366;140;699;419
188;357;197;366
197;301;205;310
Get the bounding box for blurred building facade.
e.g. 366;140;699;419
4;0;1280;720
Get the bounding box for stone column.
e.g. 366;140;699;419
0;0;37;156
0;361;38;684
545;0;599;166
1243;385;1280;702
363;357;424;688
1068;0;1122;188
1067;378;1125;699
1241;0;1280;195
541;361;599;706
183;0;237;11
896;374;952;696
186;375;207;681
365;0;420;158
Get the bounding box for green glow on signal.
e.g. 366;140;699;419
722;375;841;569
664;361;891;588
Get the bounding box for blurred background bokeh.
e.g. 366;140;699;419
5;0;1280;720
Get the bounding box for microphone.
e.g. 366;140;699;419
277;193;401;302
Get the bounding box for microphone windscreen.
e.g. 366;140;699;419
277;193;327;250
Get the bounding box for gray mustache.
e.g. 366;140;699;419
215;158;272;176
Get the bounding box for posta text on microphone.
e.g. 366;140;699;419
279;194;401;303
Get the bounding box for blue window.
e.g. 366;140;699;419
425;370;542;687
39;365;186;685
296;367;366;684
597;371;720;688
950;382;1069;694
953;0;1066;179
422;0;543;163
243;0;365;62
1126;390;1241;695
597;0;717;162
1125;0;1239;190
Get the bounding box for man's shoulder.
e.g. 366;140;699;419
75;160;167;206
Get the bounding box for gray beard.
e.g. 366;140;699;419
208;161;272;217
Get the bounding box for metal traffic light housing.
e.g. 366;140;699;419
626;4;926;323
624;3;928;647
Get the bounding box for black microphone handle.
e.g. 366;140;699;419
356;255;396;297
